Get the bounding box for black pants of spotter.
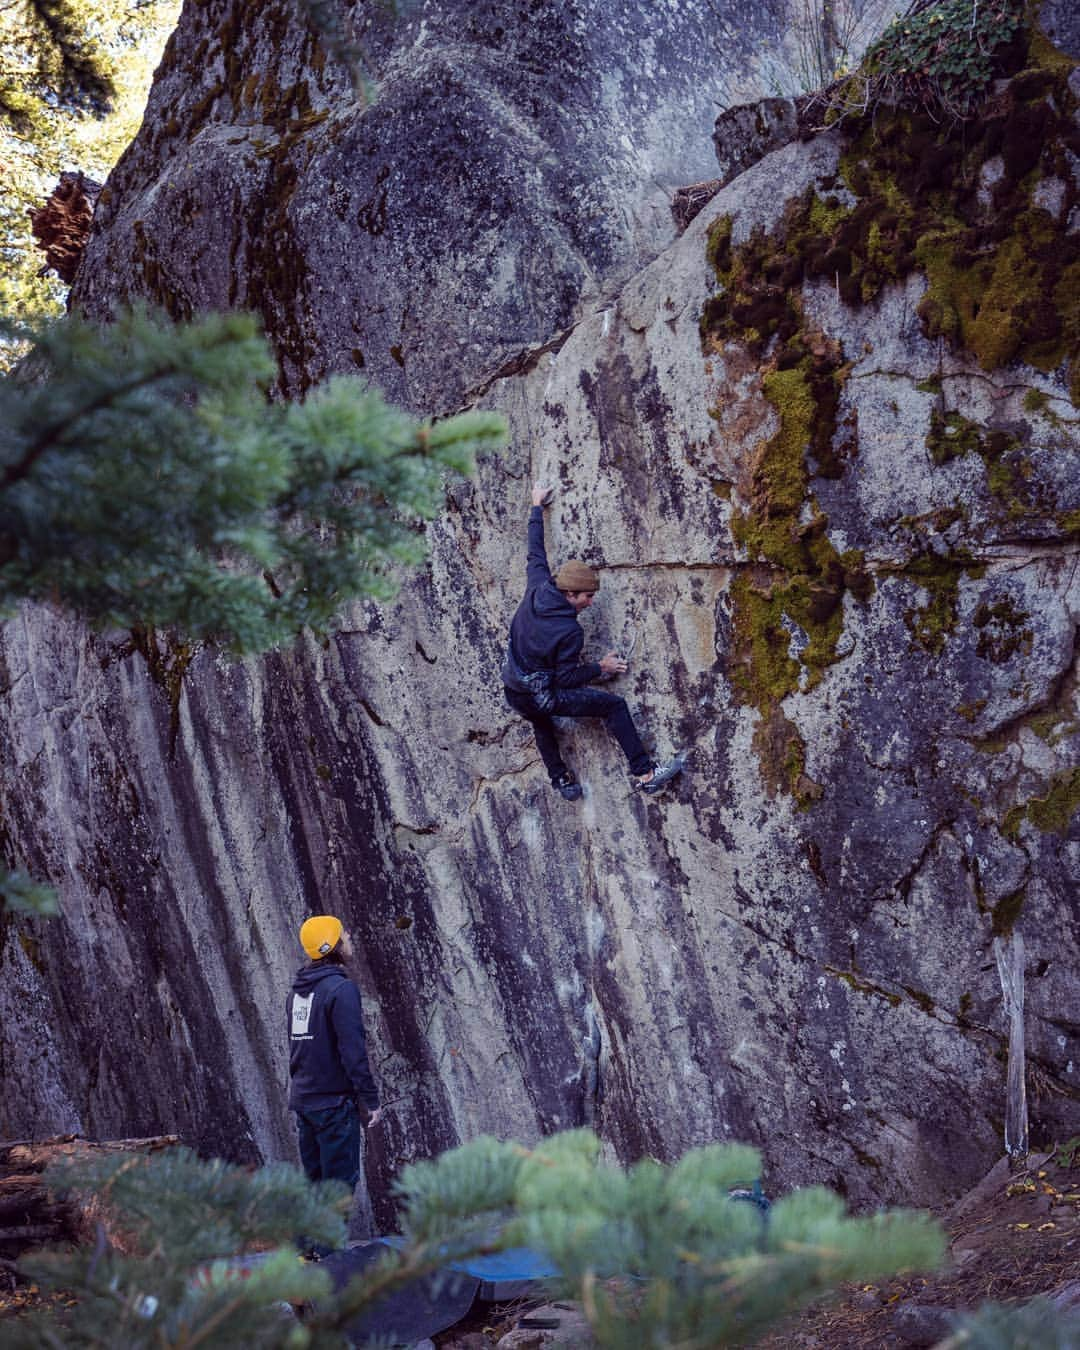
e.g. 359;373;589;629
505;685;652;782
295;1098;361;1187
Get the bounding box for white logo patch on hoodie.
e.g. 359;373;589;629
291;992;315;1039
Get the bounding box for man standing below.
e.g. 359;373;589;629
502;482;684;801
288;916;381;1201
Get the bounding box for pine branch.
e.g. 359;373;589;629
0;308;508;652
0;363;177;491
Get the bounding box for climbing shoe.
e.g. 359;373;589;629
553;771;583;801
638;754;685;795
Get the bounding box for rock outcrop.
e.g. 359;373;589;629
2;0;1078;1227
76;0;818;409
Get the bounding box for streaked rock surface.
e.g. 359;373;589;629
3;0;1077;1225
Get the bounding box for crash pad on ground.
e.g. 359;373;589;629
378;1237;559;1302
319;1245;479;1347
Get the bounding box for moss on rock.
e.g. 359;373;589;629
835;50;1080;394
1003;766;1080;837
886;549;986;655
702;20;1077;796
991;886;1027;936
711;40;1080;400
972;596;1033;663
703;209;869;803
926;408;985;466
704;223;863;802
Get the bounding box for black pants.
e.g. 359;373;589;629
505;685;652;781
295;1098;361;1186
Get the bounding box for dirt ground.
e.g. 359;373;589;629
756;1143;1080;1348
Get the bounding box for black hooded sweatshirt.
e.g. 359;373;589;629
287;961;380;1112
507;506;602;689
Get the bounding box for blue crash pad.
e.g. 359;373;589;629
379;1237;559;1301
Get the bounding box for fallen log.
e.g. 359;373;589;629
1;1135;180;1171
0;1134;180;1265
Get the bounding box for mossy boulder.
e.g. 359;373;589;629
1;2;1077;1225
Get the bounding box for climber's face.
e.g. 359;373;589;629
564;590;595;613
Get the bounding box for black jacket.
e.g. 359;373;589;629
287;961;380;1112
507;507;601;689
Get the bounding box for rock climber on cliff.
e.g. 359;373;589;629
502;482;684;801
288;916;381;1198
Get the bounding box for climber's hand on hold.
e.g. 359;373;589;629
599;652;627;678
532;482;556;508
365;1107;383;1129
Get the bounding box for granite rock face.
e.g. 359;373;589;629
1041;0;1080;59
76;0;820;410
3;0;1079;1224
711;97;800;189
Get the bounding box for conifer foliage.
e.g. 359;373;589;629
402;1130;947;1349
0;0;180;335
0;307;507;652
8;1131;948;1348
0;866;59;916
7;1148;346;1348
0;305;504;911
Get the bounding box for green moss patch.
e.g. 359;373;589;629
991;886;1026;936
840;62;1080;392
901;985;935;1014
1027;710;1080;745
1003;766;1080;837
129;624;197;759
972;595;1033;663
976;666;1079;751
727;46;1080;399
702;19;1077;796
926;408;985;466
922;406;1041;517
704;215;870;802
886;549;986;655
825;966;903;1007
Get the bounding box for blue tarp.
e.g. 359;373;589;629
379;1237;559;1301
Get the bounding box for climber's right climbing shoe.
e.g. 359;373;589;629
638;754;685;795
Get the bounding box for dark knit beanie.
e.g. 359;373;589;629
555;560;599;592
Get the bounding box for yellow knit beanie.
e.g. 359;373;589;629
300;915;343;960
555;560;599;592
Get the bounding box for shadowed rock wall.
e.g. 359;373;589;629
3;0;1078;1222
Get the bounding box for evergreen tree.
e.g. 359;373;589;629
401;1130;948;1349
0;0;180;344
945;1298;1080;1349
0;307;505;649
8;1131;948;1348
0;304;506;910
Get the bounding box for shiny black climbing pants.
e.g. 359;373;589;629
504;685;652;781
